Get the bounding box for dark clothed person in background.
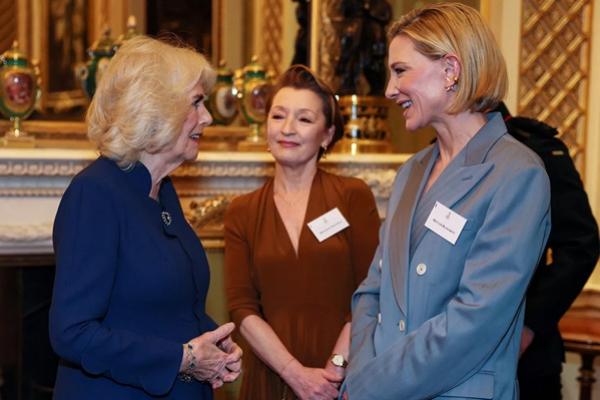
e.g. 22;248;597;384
496;102;600;400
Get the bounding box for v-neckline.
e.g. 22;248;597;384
422;142;466;197
271;170;320;259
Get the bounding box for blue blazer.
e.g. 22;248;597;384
50;157;216;399
346;114;551;399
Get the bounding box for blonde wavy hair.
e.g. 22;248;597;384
86;35;216;167
388;2;507;113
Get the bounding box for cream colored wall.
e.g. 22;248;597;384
480;0;521;112
281;0;297;68
251;0;263;63
585;0;600;289
220;0;246;69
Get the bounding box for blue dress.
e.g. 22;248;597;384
50;157;216;399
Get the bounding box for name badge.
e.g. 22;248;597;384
307;207;349;242
424;201;467;245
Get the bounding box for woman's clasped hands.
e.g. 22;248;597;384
281;358;343;400
180;322;243;389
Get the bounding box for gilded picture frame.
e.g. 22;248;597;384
18;0;91;114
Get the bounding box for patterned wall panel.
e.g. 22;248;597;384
519;0;593;173
261;0;283;75
0;0;17;53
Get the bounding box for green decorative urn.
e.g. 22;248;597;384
235;56;274;148
207;60;238;125
78;27;116;99
0;41;41;143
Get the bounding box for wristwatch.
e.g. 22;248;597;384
330;354;348;368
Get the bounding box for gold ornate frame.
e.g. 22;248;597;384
211;0;224;65
17;0;90;113
309;0;339;88
16;0;225;115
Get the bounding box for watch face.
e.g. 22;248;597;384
332;354;346;367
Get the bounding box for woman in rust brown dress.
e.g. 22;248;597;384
224;65;380;400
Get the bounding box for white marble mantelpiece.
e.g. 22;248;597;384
0;148;410;256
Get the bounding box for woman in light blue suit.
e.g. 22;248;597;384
344;3;551;399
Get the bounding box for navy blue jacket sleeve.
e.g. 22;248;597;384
49;176;183;396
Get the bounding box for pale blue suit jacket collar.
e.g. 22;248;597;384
386;113;507;314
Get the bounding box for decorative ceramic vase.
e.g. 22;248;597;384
235;56;273;147
208;60;238;125
0;41;41;143
78;27;116;99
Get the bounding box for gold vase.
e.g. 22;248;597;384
336;95;394;154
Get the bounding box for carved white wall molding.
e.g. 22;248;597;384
353;169;398;199
0;188;66;197
175;163;275;178
0;159;90;176
177;189;246;197
0;222;53;255
0;223;53;242
0;148;409;256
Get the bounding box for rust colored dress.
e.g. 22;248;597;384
224;169;380;400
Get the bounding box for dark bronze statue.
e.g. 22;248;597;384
291;0;309;66
335;0;391;95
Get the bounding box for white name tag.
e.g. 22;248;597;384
424;201;467;245
307;207;350;242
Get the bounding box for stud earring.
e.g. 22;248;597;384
445;76;458;92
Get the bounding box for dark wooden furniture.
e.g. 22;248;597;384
560;289;600;400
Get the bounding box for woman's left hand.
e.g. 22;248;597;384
218;335;243;380
185;322;242;386
323;362;345;388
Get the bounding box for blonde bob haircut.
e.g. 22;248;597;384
87;35;216;167
388;2;507;113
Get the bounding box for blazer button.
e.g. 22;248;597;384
378;258;383;271
377;312;382;324
416;263;427;276
398;319;406;332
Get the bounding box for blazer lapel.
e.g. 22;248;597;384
440;113;507;209
410;163;493;251
436;164;493;209
387;149;434;315
160;179;209;321
410;113;507;252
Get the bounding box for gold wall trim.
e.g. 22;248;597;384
212;0;224;63
261;0;283;75
311;0;341;88
518;0;593;175
0;0;17;52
